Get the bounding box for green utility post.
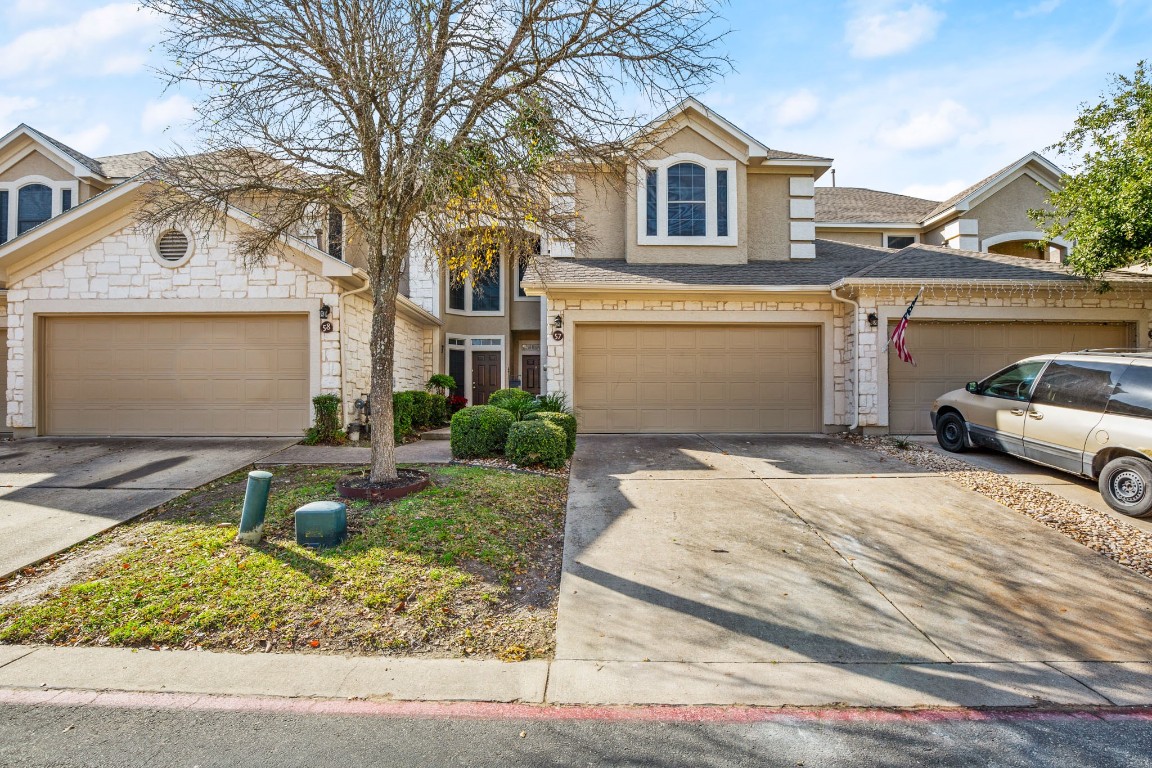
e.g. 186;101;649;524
236;470;273;544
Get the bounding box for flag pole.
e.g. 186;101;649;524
880;285;925;354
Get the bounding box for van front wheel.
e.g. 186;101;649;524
935;412;968;453
1099;457;1152;517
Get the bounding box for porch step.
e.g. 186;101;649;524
421;428;451;441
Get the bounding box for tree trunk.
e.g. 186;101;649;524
368;271;400;483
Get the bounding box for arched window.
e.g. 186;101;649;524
666;162;706;237
17;184;52;235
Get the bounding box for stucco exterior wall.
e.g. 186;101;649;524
966;175;1052;242
0;151;73;183
574;168;626;260
747;172;791;261
5;219;434;431
815;229;884;247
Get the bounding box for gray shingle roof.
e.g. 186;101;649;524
815;187;939;223
764;149;833;162
849;244;1150;284
525;241;1152;289
527;240;895;287
95;151;159;178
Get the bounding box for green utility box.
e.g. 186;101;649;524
294;501;347;548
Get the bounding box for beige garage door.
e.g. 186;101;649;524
43;314;310;436
575;324;821;433
889;321;1133;434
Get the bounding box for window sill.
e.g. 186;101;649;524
637;236;738;247
446;308;505;317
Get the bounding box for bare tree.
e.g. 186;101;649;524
139;0;729;483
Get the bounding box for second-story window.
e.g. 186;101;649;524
17;184;52;236
638;155;737;246
0;191;7;245
327;207;343;260
448;258;503;315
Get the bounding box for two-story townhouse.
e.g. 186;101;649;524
493;99;1152;436
0;124;440;438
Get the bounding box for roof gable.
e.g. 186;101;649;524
0;124;108;180
921;152;1064;225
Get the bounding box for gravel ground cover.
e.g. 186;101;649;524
855;436;1152;580
0;464;568;660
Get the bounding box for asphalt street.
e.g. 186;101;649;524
1;702;1151;767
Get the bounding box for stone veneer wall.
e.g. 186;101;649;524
5;221;433;431
543;293;851;428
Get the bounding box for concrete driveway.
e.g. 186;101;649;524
0;437;297;578
552;434;1152;706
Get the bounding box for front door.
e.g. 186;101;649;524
523;355;540;395
472;351;501;405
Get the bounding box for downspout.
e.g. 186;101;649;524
339;276;372;429
830;287;860;432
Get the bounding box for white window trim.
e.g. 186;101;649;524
446;258;505;317
445;334;507;404
0;176;79;242
636;153;738;247
883;232;920;249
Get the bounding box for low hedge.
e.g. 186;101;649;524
428;393;448;426
408;390;432;429
505;419;567;469
451;405;515;459
392;391;415;442
524;411;577;457
487;388;540;420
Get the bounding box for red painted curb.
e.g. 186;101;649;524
2;688;1151;723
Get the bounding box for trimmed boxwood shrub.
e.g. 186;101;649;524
408;390;432;429
451;405;515;459
524;411;577;457
392;391;415;442
428;393;448;426
487;387;540;420
505;419;567;469
302;393;346;445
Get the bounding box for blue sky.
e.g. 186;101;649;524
1;0;1150;201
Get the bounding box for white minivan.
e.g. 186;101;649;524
931;351;1152;517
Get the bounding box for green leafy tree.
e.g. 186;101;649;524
1032;61;1152;278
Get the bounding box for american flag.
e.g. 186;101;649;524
888;289;923;366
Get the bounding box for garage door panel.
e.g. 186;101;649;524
43;315;310;436
889;321;1132;434
575;324;820;434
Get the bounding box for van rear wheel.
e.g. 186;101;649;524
1099;457;1152;517
935;412;968;453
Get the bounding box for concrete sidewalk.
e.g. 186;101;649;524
257;439;451;466
0;644;1150;707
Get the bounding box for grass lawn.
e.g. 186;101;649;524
0;464;567;659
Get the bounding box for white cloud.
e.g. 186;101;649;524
0;3;161;80
900;180;967;201
1015;0;1062;18
845;2;945;59
141;95;197;135
57;124;112;155
877;100;981;151
776;90;821;127
0;95;38;125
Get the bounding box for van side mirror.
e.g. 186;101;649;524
965;381;980;394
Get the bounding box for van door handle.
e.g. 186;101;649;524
1027;411;1044;420
1010;409;1025;416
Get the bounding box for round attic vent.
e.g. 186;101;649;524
156;230;190;262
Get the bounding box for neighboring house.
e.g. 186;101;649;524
0;124;439;438
815;152;1070;261
508;99;1152;435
